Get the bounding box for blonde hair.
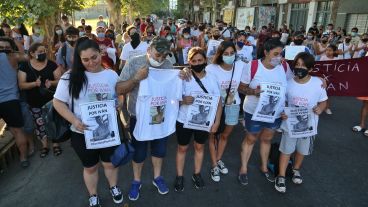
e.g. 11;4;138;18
187;47;207;62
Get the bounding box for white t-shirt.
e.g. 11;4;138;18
221;28;231;38
237;46;253;63
338;43;352;59
282;77;328;134
206;60;246;106
54;69;119;133
353;41;366;58
120;41;149;61
247;36;256;46
319;55;339;61
241;60;293;117
133;69;182;141
177;72;221;123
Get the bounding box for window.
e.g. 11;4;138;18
289;3;308;31
315;1;333;27
346;14;368;34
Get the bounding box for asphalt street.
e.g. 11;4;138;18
1;97;368;207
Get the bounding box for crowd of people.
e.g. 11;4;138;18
0;14;367;207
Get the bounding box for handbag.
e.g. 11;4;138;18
215;62;236;135
111;112;135;167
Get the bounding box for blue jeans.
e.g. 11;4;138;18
244;112;282;134
130;117;168;163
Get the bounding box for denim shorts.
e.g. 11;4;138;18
225;104;240;126
244;112;282;134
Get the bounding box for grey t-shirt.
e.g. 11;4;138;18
56;42;74;70
119;54;174;116
0;53;19;103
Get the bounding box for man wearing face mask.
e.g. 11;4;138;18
338;34;353;59
353;33;368;58
216;21;231;41
351;27;360;46
287;32;312;54
56;26;79;73
94;26;116;69
119;25;149;69
116;37;176;201
167;17;178;35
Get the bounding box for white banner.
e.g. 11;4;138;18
80;100;121;149
283;107;317;138
182;47;190;65
252;82;285;123
285;46;306;60
206;39;222;58
236;7;255;30
184;93;220;132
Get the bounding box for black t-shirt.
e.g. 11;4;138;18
19;60;57;108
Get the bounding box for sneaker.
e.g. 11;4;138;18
174;176;184;192
325;108;332;115
89;195;101;207
210;166;220;182
262;171;275;182
153;176;169;194
292;169;303;184
128;180;142;201
110;185;123;204
238;174;248;186
276;128;282;133
192;173;205;189
217;160;228;174
275;176;286;193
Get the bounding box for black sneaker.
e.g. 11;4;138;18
174;176;184;192
292;169;303;184
110;185;123;204
89;195;101;207
192;173;205;189
238;174;248;186
262;171;275;182
275;176;286;193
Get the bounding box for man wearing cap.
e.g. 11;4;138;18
116;37;189;201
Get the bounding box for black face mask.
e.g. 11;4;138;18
213;35;221;40
191;63;207;73
68;40;76;46
0;49;12;54
345;39;351;43
130;33;141;49
36;53;47;62
294;39;304;45
362;38;368;42
218;27;223;31
107;34;115;39
321;40;328;44
168;22;172;25
293;68;309;79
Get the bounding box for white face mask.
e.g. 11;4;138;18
149;57;164;67
184;34;190;39
56;30;63;35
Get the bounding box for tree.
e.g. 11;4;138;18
105;0;122;28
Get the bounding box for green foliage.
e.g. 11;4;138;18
0;0;97;24
121;0;169;17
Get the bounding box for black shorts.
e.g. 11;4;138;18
0;100;24;128
70;132;117;168
176;121;209;146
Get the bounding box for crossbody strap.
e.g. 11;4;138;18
223;62;236;105
191;70;208;94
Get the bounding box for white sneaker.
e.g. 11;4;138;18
292;169;303;184
211;166;221;182
325;108;332;115
217;160;228;174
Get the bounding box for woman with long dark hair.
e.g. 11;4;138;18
18;42;62;158
206;41;247;182
51;25;66;57
53;37;123;207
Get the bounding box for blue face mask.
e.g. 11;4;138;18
97;33;105;38
79;32;85;37
222;54;235;65
236;41;245;48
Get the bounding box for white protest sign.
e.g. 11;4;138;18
184;93;220;132
252;82;285;123
206;39;222;58
283;107;317;138
182;47;190;65
80;100;121;149
285;46;306;60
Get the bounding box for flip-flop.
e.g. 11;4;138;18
352;126;363;132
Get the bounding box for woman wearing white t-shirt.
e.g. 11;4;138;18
174;47;222;191
337;35;353;59
238;38;292;186
235;31;253;63
206;41;246;182
53;37;123;207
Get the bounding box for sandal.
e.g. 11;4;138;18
352;126;363;132
53;146;63;156
40;148;49;158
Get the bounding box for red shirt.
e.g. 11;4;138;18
94;38;114;69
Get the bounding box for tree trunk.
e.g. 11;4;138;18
106;0;122;28
39;11;61;59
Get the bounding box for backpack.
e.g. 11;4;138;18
267;142;294;177
250;59;288;81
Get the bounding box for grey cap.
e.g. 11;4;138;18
150;37;171;54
